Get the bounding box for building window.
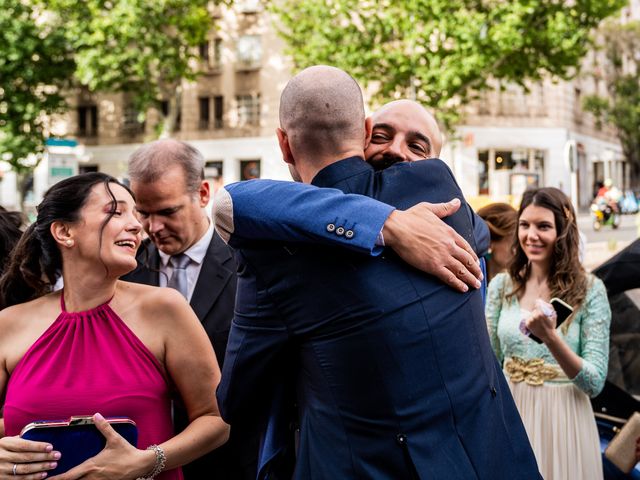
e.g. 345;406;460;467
528;83;547;117
199;97;210;130
494;151;514;171
195;95;223;130
240;160;260;180
77;105;98;137
200;38;222;69
498;84;527;117
574;87;583;124
477;91;491;116
214;95;224;129
477;150;489;195
122;104;145;136
199;42;210;64
205;160;223;179
214;38;222;67
236;94;260;127
533;149;545;186
205;160;224;193
512;149;529;171
236;35;262;70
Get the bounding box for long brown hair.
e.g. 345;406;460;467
477;202;517;243
507;187;588;328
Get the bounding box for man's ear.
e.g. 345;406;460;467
50;221;73;248
276;128;294;166
198;179;211;208
364;116;373;149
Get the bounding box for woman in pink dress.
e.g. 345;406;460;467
0;173;229;479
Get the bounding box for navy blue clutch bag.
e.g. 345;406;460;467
20;416;138;476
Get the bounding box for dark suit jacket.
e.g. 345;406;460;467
123;231;257;480
217;157;541;479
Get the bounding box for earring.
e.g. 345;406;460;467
65;239;73;247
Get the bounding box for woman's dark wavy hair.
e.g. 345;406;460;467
507;187;588;329
0;206;25;276
0;173;133;309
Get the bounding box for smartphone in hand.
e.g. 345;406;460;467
529;298;574;344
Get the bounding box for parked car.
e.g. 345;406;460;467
592;239;640;479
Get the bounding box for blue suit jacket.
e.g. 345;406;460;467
217;158;539;479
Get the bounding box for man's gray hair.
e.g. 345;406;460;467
128;139;205;193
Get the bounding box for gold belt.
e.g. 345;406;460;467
505;357;560;386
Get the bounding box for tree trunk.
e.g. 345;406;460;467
159;84;183;139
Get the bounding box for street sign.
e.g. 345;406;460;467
46;138;79;186
45;138;78;148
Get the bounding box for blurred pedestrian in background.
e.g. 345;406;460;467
477;202;517;282
486;187;611;480
596;178;623;213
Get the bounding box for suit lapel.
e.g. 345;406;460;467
190;231;235;321
127;239;161;286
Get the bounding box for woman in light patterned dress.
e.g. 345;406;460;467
486;187;611;480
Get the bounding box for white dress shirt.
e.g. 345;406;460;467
157;220;214;302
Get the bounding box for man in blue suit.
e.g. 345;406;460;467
216;66;540;479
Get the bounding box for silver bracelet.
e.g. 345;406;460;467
136;444;166;480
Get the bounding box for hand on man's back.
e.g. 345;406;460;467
382;199;482;293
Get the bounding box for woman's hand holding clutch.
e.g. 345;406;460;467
48;414;154;480
0;435;60;479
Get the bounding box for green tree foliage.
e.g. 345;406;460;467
0;0;74;176
584;20;640;187
47;0;220;136
270;0;625;130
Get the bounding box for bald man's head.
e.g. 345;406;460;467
366;100;443;170
279;66;366;159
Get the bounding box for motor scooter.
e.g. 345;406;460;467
591;198;621;231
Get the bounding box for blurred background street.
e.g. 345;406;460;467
579;211;639;270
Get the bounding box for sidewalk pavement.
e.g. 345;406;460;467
583;240;631;272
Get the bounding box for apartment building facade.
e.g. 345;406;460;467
450;74;625;210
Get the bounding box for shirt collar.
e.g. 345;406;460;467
158;219;213;268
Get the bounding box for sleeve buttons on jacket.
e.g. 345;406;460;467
336;226;345;236
326;223;336;233
345;230;354;239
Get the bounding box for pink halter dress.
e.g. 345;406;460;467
3;295;183;480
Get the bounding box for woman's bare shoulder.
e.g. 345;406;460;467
117;279;163;296
116;281;192;322
0;293;60;341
